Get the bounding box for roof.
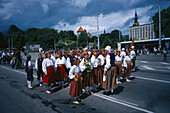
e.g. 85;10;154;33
77;27;85;32
120;38;170;44
88;33;92;38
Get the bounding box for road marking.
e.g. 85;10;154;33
94;93;154;113
96;93;138;106
0;66;37;78
134;76;170;84
159;62;170;65
139;61;148;63
141;65;155;70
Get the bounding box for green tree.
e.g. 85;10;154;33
152;6;170;38
0;32;7;49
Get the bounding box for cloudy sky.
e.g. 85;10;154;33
0;0;169;35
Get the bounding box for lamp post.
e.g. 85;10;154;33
158;0;161;48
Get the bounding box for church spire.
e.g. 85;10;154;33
133;9;139;26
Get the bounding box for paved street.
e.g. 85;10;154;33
0;54;170;113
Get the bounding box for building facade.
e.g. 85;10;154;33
129;10;155;40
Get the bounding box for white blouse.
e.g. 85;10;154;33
130;50;136;59
55;57;66;68
120;51;126;58
115;55;122;62
98;54;105;66
69;65;80;79
42;58;55;75
104;54;111;71
79;58;93;72
91;55;101;68
123;56;132;68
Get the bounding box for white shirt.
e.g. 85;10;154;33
98;54;105;66
130;50;136;59
123;56;132;68
115;55;122;62
28;61;32;68
55;57;67;68
91;55;101;68
7;53;11;56
69;65;80;79
51;55;56;62
120;51;126;58
104;54;111;71
35;58;43;71
79;58;93;72
42;58;55;75
2;52;6;57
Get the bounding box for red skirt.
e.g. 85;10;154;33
116;62;122;77
81;69;94;87
125;61;131;77
56;65;66;81
69;75;82;98
43;66;55;86
93;67;103;85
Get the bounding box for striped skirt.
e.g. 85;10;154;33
69;74;82;98
56;65;66;81
103;66;117;90
43;66;55;86
81;69;94;87
124;61;131;77
93;67;103;85
116;62;122;77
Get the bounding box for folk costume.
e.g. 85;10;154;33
91;54;102;91
103;46;117;93
115;53;122;84
123;53;132;82
55;51;67;88
79;54;93;95
42;53;56;93
35;57;44;86
69;64;83;104
130;46;136;72
25;56;33;89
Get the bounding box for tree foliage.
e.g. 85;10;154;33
152;6;170;38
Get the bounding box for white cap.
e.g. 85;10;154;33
132;46;134;49
84;47;88;51
105;46;111;51
88;51;91;55
122;48;125;51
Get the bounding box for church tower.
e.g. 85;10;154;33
133;10;139;26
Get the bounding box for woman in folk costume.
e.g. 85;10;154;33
79;52;94;95
115;51;123;84
25;55;34;89
69;58;83;104
103;46;117;94
42;52;56;94
123;52;132;82
55;51;67;89
91;49;102;91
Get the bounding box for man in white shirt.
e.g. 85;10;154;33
130;46;136;72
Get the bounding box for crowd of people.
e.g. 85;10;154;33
24;45;136;104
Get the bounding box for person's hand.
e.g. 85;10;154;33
75;78;78;81
103;58;106;61
45;74;48;77
103;71;106;75
98;63;101;66
87;66;90;69
81;77;83;81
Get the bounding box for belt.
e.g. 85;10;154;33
116;61;121;63
47;65;53;68
58;64;64;66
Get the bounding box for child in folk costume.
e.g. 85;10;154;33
123;52;132;82
35;53;44;87
115;51;122;84
25;55;34;89
42;52;56;94
91;50;102;91
6;51;11;64
103;46;117;94
79;53;94;95
69;58;83;104
55;51;67;89
2;50;6;63
130;46;136;72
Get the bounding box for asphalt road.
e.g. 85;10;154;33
0;54;170;113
